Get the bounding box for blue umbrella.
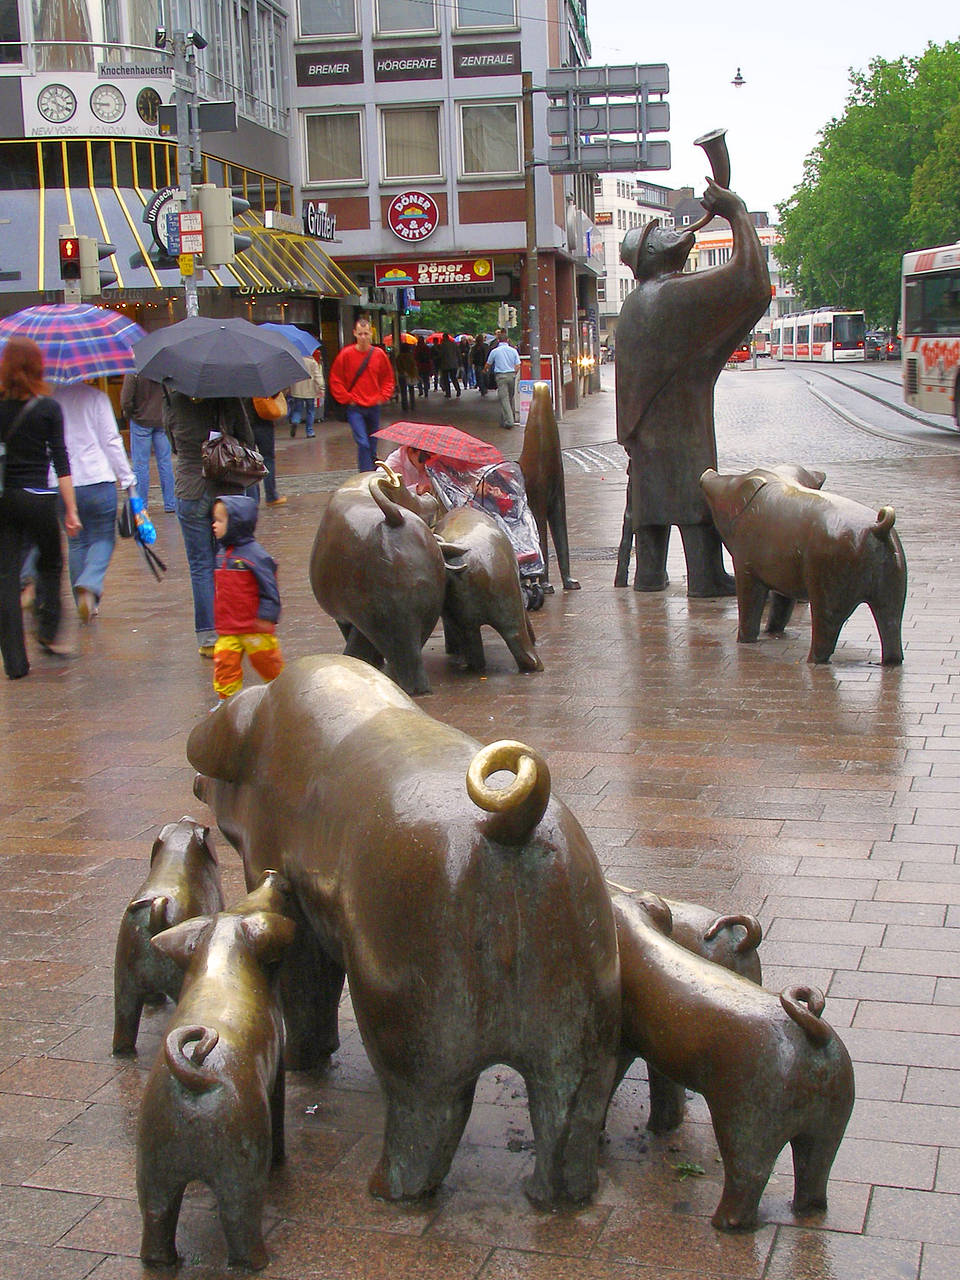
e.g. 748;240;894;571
258;323;319;358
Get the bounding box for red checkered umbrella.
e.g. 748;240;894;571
0;303;146;384
372;421;504;467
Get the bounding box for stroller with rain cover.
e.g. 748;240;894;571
427;457;546;610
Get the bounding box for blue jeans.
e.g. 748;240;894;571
176;494;217;647
69;482;117;604
251;421;278;503
345;404;381;472
130;421;175;511
288;396;315;436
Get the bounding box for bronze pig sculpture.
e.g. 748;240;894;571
435;505;543;675
309;464;463;695
700;466;907;664
608;883;763;1132
518;381;579;591
137;870;295;1271
112;816;223;1055
613;891;854;1232
188;654;620;1208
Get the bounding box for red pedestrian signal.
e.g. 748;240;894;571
59;236;81;280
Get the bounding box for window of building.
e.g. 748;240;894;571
298;0;359;38
303;110;364;184
454;0;516;32
381;104;442;181
459;102;520;177
0;0;21;63
593;178;602;196
597;279;606;301
376;0;437;34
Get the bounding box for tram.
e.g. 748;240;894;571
772;309;866;362
902;241;960;427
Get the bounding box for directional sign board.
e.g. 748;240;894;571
545;62;671;174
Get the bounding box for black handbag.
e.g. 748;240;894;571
201;433;267;487
0;396;40;499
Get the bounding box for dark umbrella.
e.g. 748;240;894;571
134;317;306;398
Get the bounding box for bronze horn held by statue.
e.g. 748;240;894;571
687;128;731;234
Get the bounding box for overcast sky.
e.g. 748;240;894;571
586;3;959;218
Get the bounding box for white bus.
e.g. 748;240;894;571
902;242;960;427
772;308;865;362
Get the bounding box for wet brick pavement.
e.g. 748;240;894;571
1;367;959;1279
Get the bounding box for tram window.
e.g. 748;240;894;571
834;314;865;347
812;323;830;343
798;324;810;345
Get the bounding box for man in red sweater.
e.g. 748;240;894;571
328;316;395;472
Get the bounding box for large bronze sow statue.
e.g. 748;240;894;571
700;467;907;664
188;654;621;1207
309;465;462;695
614;891;855;1232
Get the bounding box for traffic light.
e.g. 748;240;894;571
58;236;81;281
78;237;117;293
506;305;518;328
194;184;252;268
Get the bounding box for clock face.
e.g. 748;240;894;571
90;84;126;124
137;87;162;127
37;83;77;124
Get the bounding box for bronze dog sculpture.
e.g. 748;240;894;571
613;891;854;1231
188;654;620;1208
435;505;543;675
608;882;763;1132
137;870;295;1271
112;816;223;1055
700;466;907;664
518;381;579;592
309;464;463;695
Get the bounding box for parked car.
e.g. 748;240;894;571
865;332;885;361
885;335;901;360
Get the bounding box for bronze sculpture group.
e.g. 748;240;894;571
115;134;913;1269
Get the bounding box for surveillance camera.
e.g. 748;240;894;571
188;29;208;50
154;26;166;48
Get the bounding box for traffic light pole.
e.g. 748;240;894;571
171;31;200;318
522;72;540;381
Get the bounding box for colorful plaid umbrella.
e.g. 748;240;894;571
372;421;504;467
0;303;146;384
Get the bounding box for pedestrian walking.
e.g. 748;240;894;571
288;352;324;438
458;336;472;387
471;334;489;395
439;334;461;398
415;337;432;400
0;337;80;677
246;394;287;507
397;341;418;413
162;389;255;657
54;380;137;623
121;371;175;513
210;494;284;700
485;334;521;429
327;316;395;472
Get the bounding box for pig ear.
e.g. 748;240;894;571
241;911;297;964
636;891;673;934
730;474;767;519
186;685;266;782
151;916;211;969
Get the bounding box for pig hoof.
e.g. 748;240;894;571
711;1208;758;1233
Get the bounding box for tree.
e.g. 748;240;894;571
907;100;960;248
777;41;960;328
411;300;500;335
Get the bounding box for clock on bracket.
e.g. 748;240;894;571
37;83;77;124
90;84;126;124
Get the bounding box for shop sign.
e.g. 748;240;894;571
594;210;613;225
374;46;442;82
143;185;184;253
453;41;521;77
385;191;440;243
302;200;338;241
374;257;493;287
295;50;363;87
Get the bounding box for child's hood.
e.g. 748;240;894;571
217;494;259;544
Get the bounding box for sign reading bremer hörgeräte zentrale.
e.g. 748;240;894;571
295;50;364;86
453;42;521;77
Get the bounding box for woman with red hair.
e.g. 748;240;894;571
0;336;80;678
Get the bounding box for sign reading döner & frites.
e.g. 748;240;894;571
374;258;494;287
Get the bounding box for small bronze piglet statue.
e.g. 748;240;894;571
700;466;906;664
608;882;763;1132
614;891;854;1232
436;505;543;675
137;870;295;1271
112;816;223;1055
